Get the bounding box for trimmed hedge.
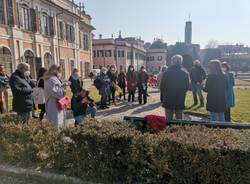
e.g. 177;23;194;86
0;117;249;183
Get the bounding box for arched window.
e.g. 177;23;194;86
24;50;35;78
21;4;30;30
44;53;52;69
0;47;12;76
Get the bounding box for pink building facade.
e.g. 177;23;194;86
93;36;147;72
146;48;167;74
0;0;94;80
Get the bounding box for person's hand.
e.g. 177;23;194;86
81;97;88;104
63;81;71;87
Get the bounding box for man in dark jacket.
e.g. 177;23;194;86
9;62;33;121
190;60;206;107
160;55;190;120
137;66;149;105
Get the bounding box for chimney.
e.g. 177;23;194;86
118;31;122;39
99;34;103;39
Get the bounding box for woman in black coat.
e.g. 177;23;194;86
204;60;228;122
107;65;118;105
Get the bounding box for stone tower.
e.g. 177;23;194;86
185;21;192;44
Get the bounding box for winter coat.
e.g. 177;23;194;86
71;94;95;117
107;71;117;84
204;74;228;112
99;73;111;97
9;70;33;113
190;65;206;84
44;76;66;129
69;75;83;95
160;64;190;110
126;71;137;92
157;71;165;87
225;72;235;108
117;72;126;87
137;71;149;89
0;73;9;91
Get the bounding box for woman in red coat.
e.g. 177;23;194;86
126;65;137;104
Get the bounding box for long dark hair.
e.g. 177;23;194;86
37;67;48;79
127;65;134;73
208;60;223;75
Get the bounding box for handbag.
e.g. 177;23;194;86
33;79;45;105
57;96;71;110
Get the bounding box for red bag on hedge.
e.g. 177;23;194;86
57;96;71;110
145;115;167;131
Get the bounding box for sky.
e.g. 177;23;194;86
77;0;250;48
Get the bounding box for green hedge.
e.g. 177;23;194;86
0;117;249;183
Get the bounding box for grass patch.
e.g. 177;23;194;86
235;79;250;86
185;89;250;123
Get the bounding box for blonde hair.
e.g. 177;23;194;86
45;64;61;80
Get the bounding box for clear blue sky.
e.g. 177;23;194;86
78;0;250;48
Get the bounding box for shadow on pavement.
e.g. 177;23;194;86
97;104;141;117
131;102;162;115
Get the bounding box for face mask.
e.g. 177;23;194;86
24;71;30;77
130;68;134;71
74;73;80;77
142;69;146;72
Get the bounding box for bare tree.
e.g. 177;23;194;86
205;40;219;49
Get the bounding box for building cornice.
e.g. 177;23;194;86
41;0;95;31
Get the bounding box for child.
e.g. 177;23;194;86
71;89;97;126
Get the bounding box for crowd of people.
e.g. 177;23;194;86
93;64;150;109
160;55;235;122
0;53;236;129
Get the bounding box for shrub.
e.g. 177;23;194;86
0;120;59;169
0;118;249;183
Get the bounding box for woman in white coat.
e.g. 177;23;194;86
44;64;66;129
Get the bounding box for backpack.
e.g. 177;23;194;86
94;77;102;90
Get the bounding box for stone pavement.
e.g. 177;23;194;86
65;87;201;127
94;87;195;121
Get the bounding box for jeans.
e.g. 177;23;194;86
191;83;204;105
75;106;97;124
225;108;231;122
138;86;147;104
17;111;32;121
210;112;225;122
100;95;108;107
165;109;183;120
109;87;116;103
128;91;135;102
